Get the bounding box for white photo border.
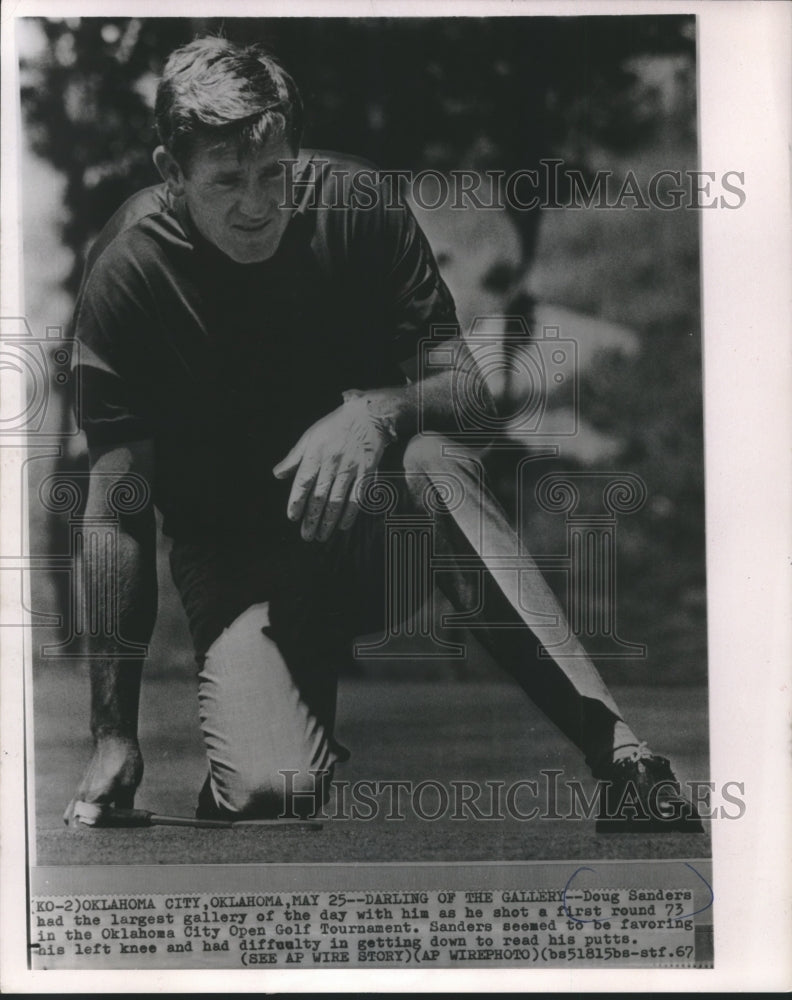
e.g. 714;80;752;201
1;0;790;992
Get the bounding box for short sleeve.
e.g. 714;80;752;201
383;196;459;367
70;252;156;447
346;170;459;374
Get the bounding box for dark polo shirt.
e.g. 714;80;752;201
72;150;458;653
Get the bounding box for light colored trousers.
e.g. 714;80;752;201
197;434;621;817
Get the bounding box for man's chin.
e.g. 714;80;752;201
219;230;285;264
225;243;278;264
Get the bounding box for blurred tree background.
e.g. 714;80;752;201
21;15;696;291
18;15;706;684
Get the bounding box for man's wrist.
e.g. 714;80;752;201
92;725;139;743
364;397;400;443
342;388;402;443
341;370;459;442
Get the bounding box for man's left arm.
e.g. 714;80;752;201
273;179;496;540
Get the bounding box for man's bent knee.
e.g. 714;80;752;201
198;602;340;818
218;763;332;819
402;432;455;475
401;433;485;515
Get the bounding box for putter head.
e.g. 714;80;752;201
71;801;151;828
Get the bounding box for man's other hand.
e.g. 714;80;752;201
272;392;391;542
63;735;143;827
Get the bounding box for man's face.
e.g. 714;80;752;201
175;135;295;264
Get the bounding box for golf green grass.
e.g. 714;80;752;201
34;667;710;865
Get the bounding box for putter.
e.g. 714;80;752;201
72;801;322;830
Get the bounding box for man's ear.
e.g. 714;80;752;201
153;145;185;195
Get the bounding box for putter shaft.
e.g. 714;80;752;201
74;801;321;829
149;813;232;829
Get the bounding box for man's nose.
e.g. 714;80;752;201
237;177;270;218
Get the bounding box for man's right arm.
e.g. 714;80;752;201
64;439;157;825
